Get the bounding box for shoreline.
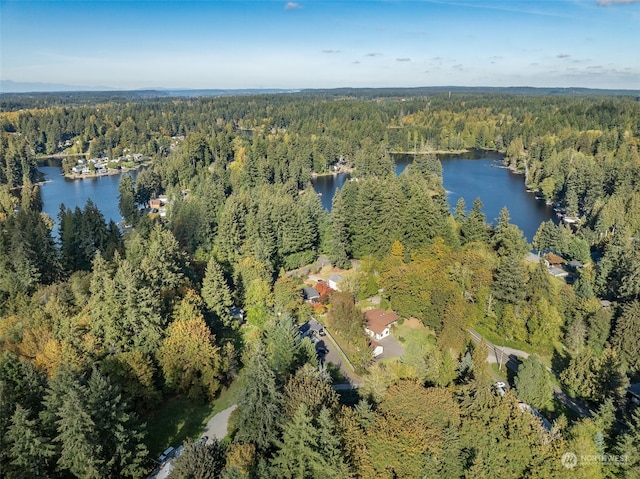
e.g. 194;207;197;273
63;163;148;180
390;149;470;155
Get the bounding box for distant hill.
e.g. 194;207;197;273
299;86;640;98
0;80;116;93
1;85;638;107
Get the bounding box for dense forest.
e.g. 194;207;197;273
1;90;639;478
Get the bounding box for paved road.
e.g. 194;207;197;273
468;328;592;418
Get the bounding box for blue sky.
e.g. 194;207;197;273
1;0;639;90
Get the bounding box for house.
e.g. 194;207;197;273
364;309;399;341
149;198;164;210
548;266;568;278
315;256;331;269
302;286;320;303
328;273;343;291
568;260;584;269
544;253;565;266
371;340;384;357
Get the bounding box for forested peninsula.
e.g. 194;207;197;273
1;89;639;478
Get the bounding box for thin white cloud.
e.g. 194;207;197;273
596;0;640;6
366;52;381;57
322;49;340;54
557;53;571;59
423;0;572;18
396;57;411;62
284;2;302;10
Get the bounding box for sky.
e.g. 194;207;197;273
1;0;639;91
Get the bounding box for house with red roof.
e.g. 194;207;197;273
364;308;399;341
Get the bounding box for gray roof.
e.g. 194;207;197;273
548;267;568;277
329;273;343;282
303;287;320;299
525;252;541;263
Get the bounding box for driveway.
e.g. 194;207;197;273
202;404;237;444
376;334;404;360
305;318;362;386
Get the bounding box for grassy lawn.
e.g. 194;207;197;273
392;319;436;349
490;362;510;383
474;323;532;352
328;328;363;373
144;380;242;458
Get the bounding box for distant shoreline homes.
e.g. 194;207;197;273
67;153;147;179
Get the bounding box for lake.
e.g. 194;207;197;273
38;165;138;238
38;150;556;244
311;150;557;241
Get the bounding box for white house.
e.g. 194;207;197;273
328;273;343;291
364;309;399;341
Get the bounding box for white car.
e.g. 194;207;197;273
494;381;507;396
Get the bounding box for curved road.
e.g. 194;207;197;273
468;328;592;418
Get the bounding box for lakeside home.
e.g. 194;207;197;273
67;154;147;179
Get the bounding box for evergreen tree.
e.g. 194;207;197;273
435;425;464;479
234;342;282;452
271;404;325;479
493;207;529;258
118;173;138;226
265;314;304;381
586;307;612;354
460;198;490;244
84;369;148;478
611;300;640;376
492;252;528;304
55;387;104;479
315;407;351;478
0;353;47;472
201;256;234;327
328;189;351;268
6;405;55;479
514;354;553;411
613;410;640;478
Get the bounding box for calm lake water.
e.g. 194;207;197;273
311;150;557;241
39;150;556;243
39;165;138;238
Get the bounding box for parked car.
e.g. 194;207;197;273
318;328;326;336
494;381;507;397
